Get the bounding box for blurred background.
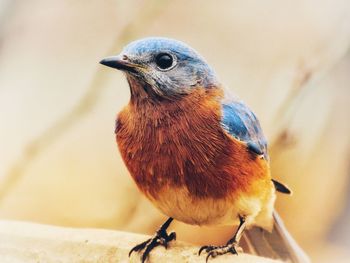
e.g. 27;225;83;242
0;0;349;262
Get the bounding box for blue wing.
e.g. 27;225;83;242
221;101;269;160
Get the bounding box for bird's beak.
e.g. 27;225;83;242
99;56;138;73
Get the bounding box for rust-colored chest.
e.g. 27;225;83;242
116;88;267;199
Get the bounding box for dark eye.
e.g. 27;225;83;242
155;53;174;70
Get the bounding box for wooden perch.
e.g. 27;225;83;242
0;220;283;262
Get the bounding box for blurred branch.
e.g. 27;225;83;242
0;220;282;263
0;0;170;203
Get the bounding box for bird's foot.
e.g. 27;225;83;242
199;242;243;262
129;229;176;263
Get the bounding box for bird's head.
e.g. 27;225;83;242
100;37;219;101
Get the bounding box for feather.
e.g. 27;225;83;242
272;179;292;195
242;211;310;263
221;101;269;160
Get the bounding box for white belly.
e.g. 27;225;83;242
146;186;276;229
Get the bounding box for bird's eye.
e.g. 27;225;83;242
155;53;175;70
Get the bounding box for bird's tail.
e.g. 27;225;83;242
241;211;310;263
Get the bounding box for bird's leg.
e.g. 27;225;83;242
199;216;246;262
129;217;176;263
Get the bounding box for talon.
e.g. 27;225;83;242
129;248;135;257
229;246;237;255
168;231;176;241
200;216;246;260
199;243;242;261
129;239;151;257
129;218;175;262
206;252;214;263
199;245;209;255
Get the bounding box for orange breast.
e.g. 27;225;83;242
116;87;270;200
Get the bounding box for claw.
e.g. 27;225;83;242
141;239;159;263
199;243;241;262
167;231;176;241
230;245;238;255
199;216;246;261
129;218;176;262
129;239;151;257
206;251;214;263
198;245;209;255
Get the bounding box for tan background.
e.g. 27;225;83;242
0;1;350;262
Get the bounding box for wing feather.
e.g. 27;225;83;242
221;101;268;160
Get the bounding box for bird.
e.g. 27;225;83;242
100;37;309;263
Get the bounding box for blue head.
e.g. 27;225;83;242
100;37;219;100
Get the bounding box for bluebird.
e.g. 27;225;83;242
100;37;309;263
